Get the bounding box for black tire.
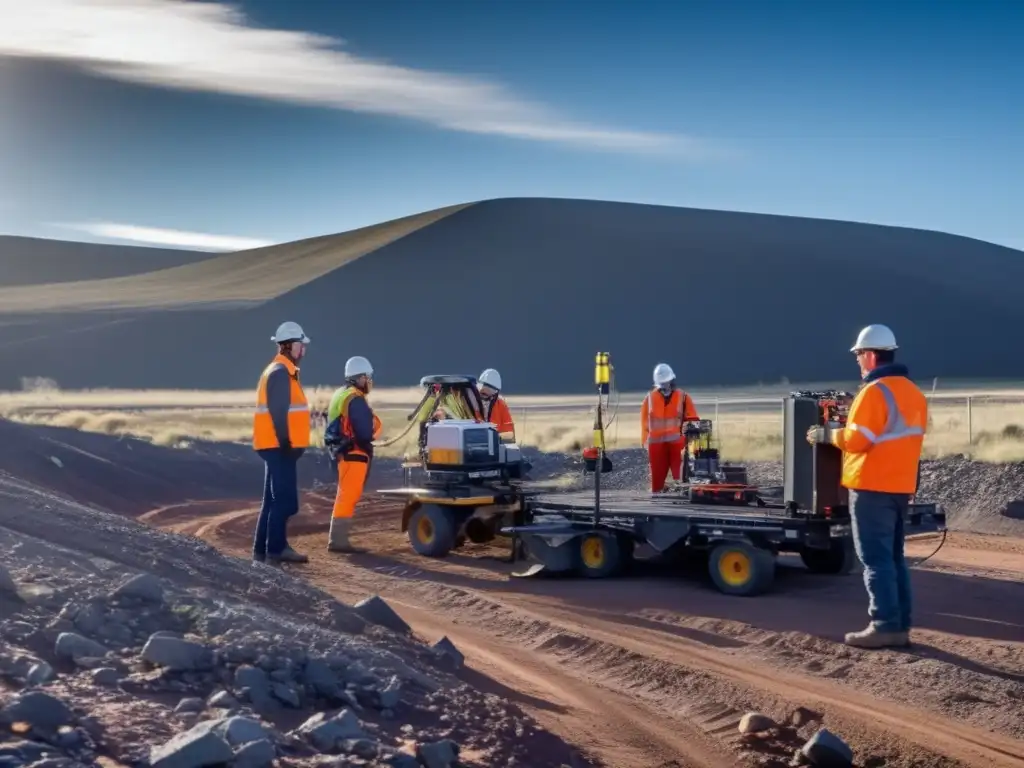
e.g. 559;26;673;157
408;504;458;557
576;532;624;578
800;538;857;575
708;541;775;596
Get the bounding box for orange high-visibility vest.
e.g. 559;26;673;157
641;388;698;446
833;375;927;493
484;397;515;438
330;386;383;457
252;354;311;451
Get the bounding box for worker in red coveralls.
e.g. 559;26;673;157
640;363;699;492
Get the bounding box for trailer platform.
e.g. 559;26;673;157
503;489;946;596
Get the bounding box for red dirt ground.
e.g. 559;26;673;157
142;493;1024;768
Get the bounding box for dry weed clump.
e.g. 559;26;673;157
3;389;1024;463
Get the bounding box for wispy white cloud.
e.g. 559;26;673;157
61;222;275;251
0;0;721;158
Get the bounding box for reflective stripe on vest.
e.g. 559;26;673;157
647;390;685;444
848;380;925;445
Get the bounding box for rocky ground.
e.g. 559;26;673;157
0;479;584;768
2;418;1023;768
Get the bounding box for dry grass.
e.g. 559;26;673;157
4;386;1024;463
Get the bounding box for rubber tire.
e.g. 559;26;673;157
408;504;458;558
800;537;857;575
575;532;624;578
708;541;775;596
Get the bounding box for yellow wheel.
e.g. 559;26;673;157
709;542;774;595
408;505;456;557
576;533;623;578
416;515;436;546
580;536;605;569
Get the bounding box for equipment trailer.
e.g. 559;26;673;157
378;374;540;558
504;360;947;596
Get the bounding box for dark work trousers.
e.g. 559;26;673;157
849;489;913;633
253;448;299;557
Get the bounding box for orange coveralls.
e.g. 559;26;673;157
641;388;699;492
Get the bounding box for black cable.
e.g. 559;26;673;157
908;529;947;568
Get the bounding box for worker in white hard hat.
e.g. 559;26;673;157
478;368;516;442
641;363;699;492
251;321;312;566
323;355;383;553
806;324;928;649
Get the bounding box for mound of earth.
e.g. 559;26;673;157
2;198;1024;391
0;473;584;768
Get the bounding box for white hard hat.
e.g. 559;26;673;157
653;363;675;386
850;324;898;352
345;355;373;378
271;321;309;344
478;368;502;391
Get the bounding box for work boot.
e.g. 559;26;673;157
844;625;910;649
327;517;367;554
266;546;309;565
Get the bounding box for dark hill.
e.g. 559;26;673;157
0;235;215;285
0;198;1020;394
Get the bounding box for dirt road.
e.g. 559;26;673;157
146;496;1024;768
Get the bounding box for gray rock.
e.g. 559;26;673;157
302;657;343;699
383;754;419;768
431;637;464;669
205;716;269;747
175;698;206;714
801;728;854;768
377;676;402;709
54;632;108;662
415;739;459;768
26;661;56;686
207;690;237;709
0;757;22;768
0;566;18;595
142;635;213;671
0;691;74;731
0;740;51;762
112;573;164;603
345;738;379;759
90;668;122;686
295;709;367;752
270;682;300;708
738;712;776;735
71;603;106;635
150;721;234;768
22;759;73;768
353;596;411;635
233;739;276;768
234;665;275;711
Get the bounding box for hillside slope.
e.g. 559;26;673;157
0;235;213;285
1;197;1022;392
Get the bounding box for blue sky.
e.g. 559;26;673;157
0;0;1021;251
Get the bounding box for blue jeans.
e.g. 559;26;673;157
253;449;299;557
849;489;912;633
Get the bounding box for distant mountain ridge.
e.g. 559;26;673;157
0;197;1020;393
0;235;215;285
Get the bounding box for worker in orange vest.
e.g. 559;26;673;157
324;355;383;553
478;368;516;441
252;321;312;565
641;363;699;492
806;324;927;649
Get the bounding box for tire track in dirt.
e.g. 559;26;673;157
147;500;1024;768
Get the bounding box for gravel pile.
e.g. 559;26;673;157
0;479;583;768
